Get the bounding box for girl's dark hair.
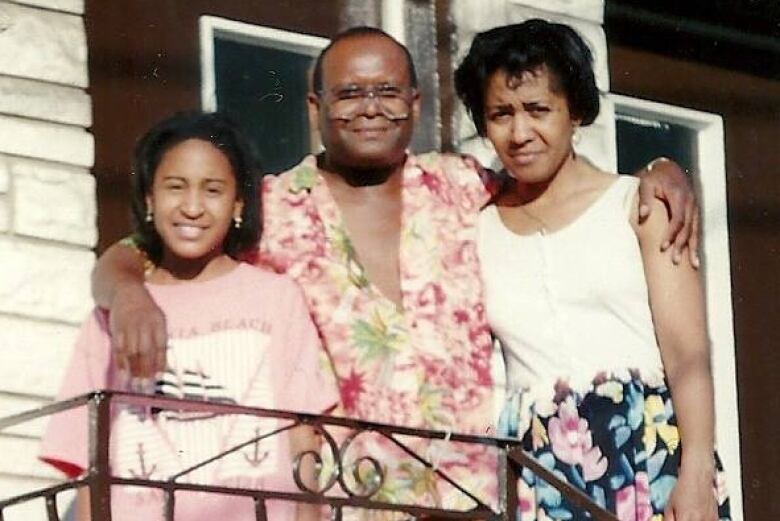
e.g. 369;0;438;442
454;19;600;136
131;111;261;263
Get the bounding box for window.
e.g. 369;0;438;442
200;17;328;173
615;113;697;175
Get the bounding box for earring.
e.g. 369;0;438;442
145;209;153;223
233;216;243;229
572;128;582;146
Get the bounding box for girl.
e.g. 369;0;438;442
455;20;730;521
40;112;338;521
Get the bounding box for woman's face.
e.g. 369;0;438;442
484;66;579;184
146;138;243;269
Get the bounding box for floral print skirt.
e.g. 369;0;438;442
500;375;731;521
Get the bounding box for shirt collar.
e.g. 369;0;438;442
287;155;321;194
287;152;418;194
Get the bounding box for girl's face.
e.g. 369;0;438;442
484;66;579;185
146;138;243;271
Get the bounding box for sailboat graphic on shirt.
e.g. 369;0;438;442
132;333;269;421
115;329;279;484
149;364;238;421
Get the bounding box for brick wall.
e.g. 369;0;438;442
0;0;94;518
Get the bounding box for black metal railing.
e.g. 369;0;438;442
0;391;619;521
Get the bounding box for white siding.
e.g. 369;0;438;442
0;1;93;519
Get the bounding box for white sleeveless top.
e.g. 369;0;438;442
478;175;665;406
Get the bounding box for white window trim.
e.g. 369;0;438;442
199;16;330;112
611;93;742;520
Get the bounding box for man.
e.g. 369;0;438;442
93;26;698;517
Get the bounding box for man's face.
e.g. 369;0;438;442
310;34;420;172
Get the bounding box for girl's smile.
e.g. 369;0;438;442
173;223;209;240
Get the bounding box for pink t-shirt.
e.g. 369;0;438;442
40;263;339;521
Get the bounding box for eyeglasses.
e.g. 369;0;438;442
318;84;416;121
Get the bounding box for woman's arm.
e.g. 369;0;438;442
633;197;717;521
92;240;167;379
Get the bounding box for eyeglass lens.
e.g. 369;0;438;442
326;85;413;121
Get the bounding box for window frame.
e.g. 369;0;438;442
199;15;329;112
611;92;742;516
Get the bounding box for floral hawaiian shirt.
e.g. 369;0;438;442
257;153;499;514
259;152;496;433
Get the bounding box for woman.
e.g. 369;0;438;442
455;20;730;521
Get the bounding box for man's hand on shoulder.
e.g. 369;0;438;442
92;238;168;384
110;283;167;385
635;157;701;268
